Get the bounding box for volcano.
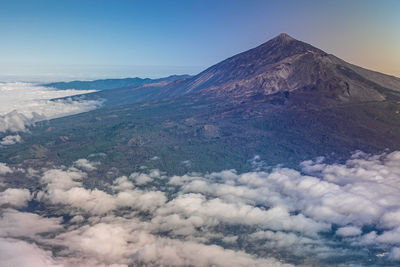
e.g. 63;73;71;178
4;33;400;172
175;33;400;103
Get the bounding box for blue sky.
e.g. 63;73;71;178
0;0;399;81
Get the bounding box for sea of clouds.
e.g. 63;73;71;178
0;82;101;143
1;151;400;266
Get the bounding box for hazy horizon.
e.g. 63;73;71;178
0;64;202;83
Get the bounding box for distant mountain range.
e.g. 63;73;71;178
43;74;191;91
3;33;400;173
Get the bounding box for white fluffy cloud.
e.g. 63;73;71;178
73;159;99;171
38;167;167;215
336;226;362;237
0;209;62;238
0;189;32;208
0;134;21;145
0;163;13;175
1;151;400;266
0;82;101;133
55;221;289;267
0;238;63;267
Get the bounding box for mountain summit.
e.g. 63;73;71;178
274;32;296;42
178;33;400;104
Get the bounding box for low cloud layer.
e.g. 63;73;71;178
0;82;101;133
1;152;400;266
